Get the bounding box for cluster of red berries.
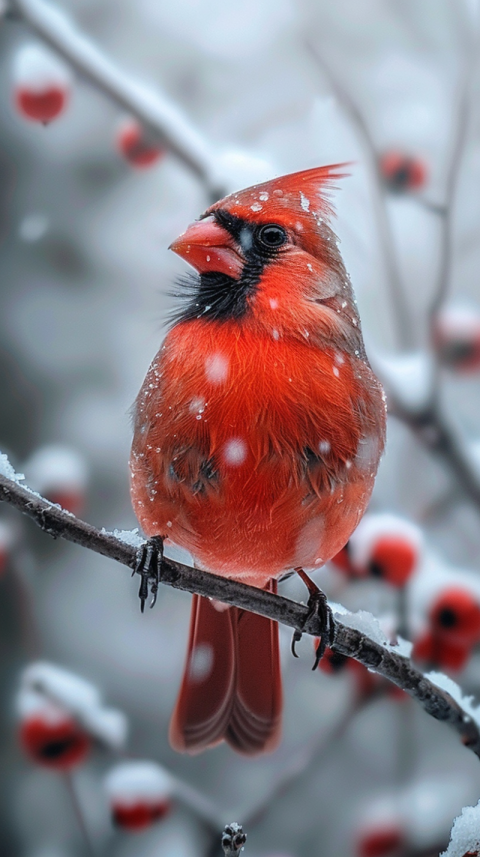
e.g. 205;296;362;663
17;662;173;832
12;44;164;168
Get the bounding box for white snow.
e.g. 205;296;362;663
300;192;310;211
20;662;128;749
223;438;247;466
349;513;423;571
369;349;434;413
108;527;145;549
23;444;88;493
334;606;388;646
0;451;24;483
81;706;128;749
104;761;172;803
436;303;480;340
204;353;229;384
188;643;214;682
441;800;480;857
12;43;71;91
16;687;72;725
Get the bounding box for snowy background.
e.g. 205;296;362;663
1;0;480;855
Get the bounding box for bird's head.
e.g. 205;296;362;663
170;165;363;352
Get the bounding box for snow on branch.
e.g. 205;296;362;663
1;461;480;761
8;0;222;196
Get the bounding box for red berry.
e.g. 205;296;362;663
112;800;171;831
379;151;427;191
116;119;164;168
45;490;84;516
19;714;90;769
318;645;350;674
358;825;404;857
12;45;71;125
430;588;480;646
105;761;173;832
412;630;471;672
368;536;417;587
15;87;67;123
433;307;480;373
330;544;355;575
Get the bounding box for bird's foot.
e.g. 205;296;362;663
133;536;164;613
291;567;335;669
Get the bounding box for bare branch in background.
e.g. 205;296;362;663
305;40;415;351
1;470;480;759
428;27;478;390
8;0;224;198
384;388;480;512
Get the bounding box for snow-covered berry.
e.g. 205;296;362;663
23;444;88;515
18;691;90;769
433;305;480;373
379;151;427;192
348;514;422;587
116;118;164;168
104;761;173;831
12;44;71;124
412;630;470;672
429;588;480;646
17;661;128;767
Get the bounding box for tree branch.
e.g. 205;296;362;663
1;470;480;759
305;40;415;351
8;0;223;198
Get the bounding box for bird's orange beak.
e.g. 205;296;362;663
169;215;244;278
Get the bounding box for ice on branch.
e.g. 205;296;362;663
442;800;480;857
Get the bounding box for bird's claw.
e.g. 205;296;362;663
291;568;335;669
134;536;164;613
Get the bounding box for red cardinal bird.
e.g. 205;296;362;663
130;165;386;755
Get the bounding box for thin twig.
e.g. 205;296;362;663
1;472;480;760
428;24;478;400
386;395;480;511
305;40;414;350
8;0;223;197
63;771;97;857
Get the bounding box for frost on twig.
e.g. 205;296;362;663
222;823;246;857
2;459;480;761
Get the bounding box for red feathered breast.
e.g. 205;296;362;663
130;319;385;585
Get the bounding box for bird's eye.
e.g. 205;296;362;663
256;224;288;249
